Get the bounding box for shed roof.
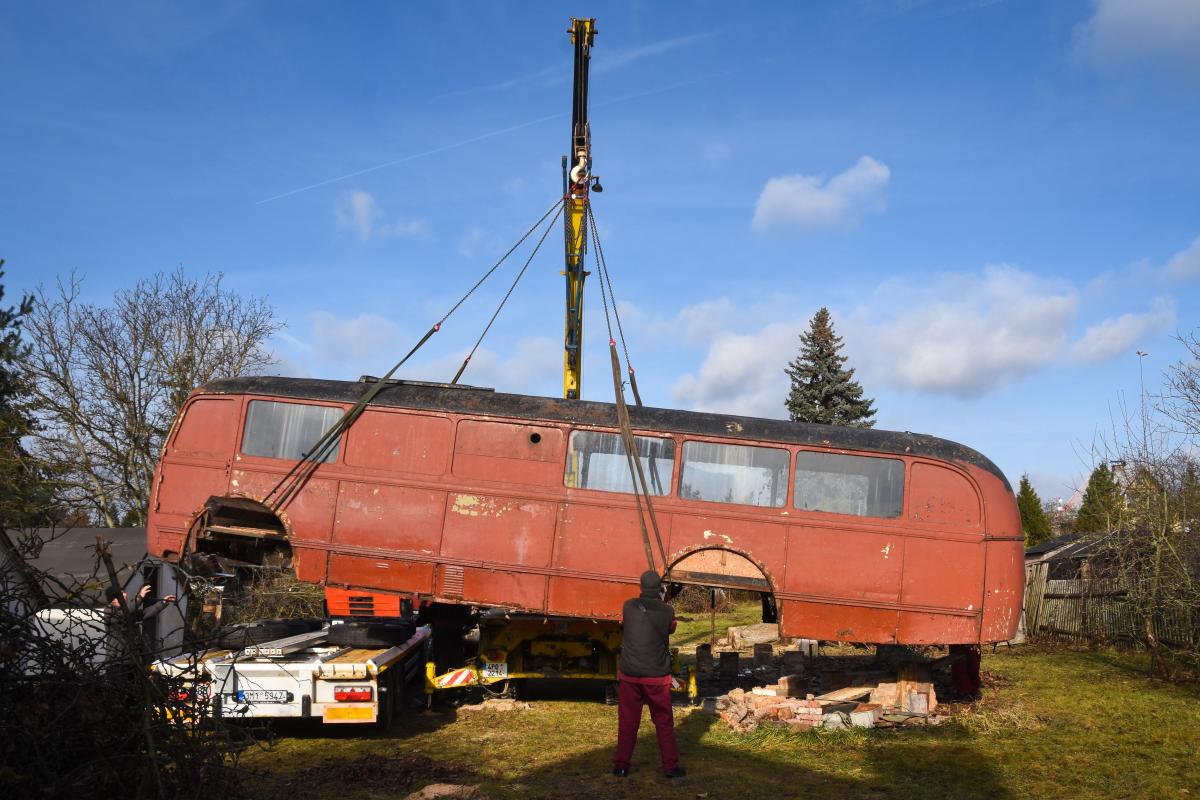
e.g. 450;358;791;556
1026;532;1113;562
25;528;147;605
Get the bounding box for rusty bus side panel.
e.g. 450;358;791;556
148;382;1024;645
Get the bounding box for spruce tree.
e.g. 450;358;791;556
1017;474;1052;547
1073;463;1124;534
785;307;876;427
0;261;55;527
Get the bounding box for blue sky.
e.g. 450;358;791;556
3;0;1198;503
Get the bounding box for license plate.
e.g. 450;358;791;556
482;661;508;679
237;689;290;703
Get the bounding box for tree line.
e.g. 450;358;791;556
1;262;280;530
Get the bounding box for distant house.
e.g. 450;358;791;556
1025;533;1112;580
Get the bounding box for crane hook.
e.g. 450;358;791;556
569;154;588;186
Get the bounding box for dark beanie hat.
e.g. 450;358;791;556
639;570;663;594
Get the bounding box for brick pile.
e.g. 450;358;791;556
712;673;939;732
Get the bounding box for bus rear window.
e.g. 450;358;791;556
242;400;342;462
679;442;789;507
793;451;904;518
565;431;675;495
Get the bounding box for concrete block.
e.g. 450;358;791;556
821;712;848;730
719;651;740;679
778;673;806;697
753;642;773;668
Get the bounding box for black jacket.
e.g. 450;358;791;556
619;592;676;678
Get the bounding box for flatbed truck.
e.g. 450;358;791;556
155;622;431;727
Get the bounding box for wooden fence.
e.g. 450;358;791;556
1023;561;1195;647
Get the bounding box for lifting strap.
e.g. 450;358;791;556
608;341;667;573
590;209;667;575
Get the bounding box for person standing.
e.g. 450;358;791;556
612;570;684;779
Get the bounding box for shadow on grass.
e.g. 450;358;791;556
506;712;1011;800
1074;648;1200;693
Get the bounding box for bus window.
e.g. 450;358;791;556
679;441;789;507
241;400;342;462
565;431;675;495
793;451;904;518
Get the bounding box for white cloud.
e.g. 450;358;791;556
752;156;891;233
378;219;430;238
456;227;505;259
1069;298;1176;363
1075;0;1200;75
409;336;560;394
310;311;402;362
850;265;1078;397
335;191;375;241
672;322;799;418
669;265;1081;412
1162;235;1200;280
334;190;429;242
620;297;737;345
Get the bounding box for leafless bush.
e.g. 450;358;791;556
0;528;253;799
1077;340;1200;679
224;568;325;625
669;585;757;614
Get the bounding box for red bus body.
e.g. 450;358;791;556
147;377;1024;645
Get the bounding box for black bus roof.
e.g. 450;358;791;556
198;376;1010;489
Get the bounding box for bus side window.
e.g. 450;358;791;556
241;400;342;462
793;451;904;518
678;441;789;507
565;431;674;495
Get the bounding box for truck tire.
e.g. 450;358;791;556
327;621;415;648
215;619;323;649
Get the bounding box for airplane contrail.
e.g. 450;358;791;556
256;111;565;204
256;66;746;205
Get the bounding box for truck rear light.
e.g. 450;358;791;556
334;686;372;702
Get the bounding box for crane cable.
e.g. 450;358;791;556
587;210;643;406
262;196;567;514
588;208;667;575
451;201;565;385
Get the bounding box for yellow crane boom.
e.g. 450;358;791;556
562;17;597;400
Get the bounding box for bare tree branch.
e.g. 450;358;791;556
25;269;282;526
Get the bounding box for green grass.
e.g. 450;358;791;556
243;610;1200;800
672;602;763;651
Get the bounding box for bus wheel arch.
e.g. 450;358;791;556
187;494;294;569
665;545;780;625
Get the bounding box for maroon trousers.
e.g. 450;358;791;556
613;677;679;773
